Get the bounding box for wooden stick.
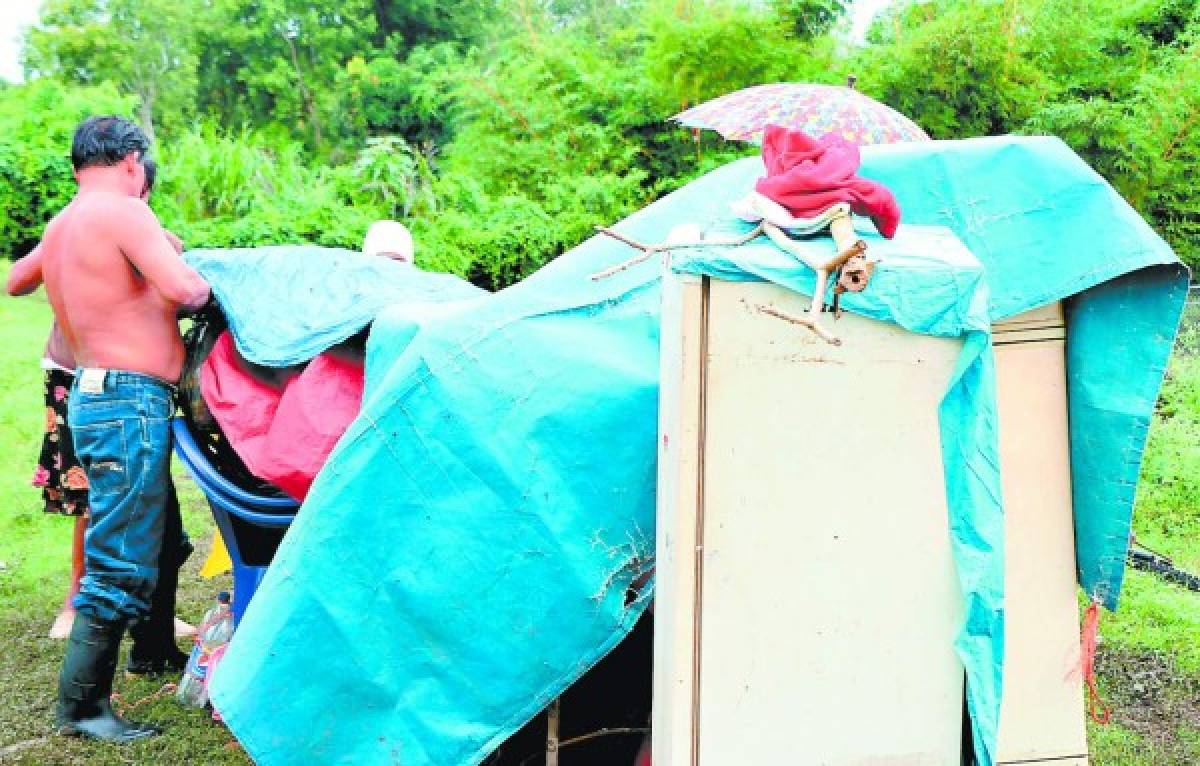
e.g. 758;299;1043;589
557;727;651;749
590;227;666;280
809;267;831;328
589;249;658;281
595;226;666;254
546;697;561;766
757;302;842;346
687;223;765;249
590;223;765;281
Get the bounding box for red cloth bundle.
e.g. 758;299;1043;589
754;124;901;238
200;331;365;501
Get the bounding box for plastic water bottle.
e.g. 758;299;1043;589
177;591;234;707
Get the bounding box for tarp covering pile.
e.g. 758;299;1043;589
191;136;1187;766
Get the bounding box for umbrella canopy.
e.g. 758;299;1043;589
673;82;930;145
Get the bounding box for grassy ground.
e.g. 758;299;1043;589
1;262;1198;764
1084;303;1200;763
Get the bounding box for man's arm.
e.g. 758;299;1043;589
6;245;44;296
113;200;210;310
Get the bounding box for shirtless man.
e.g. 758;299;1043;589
10;156;198;652
7;116;210;742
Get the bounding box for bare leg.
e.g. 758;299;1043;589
67;515;86;607
50;516;88;639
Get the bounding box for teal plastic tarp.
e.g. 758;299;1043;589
206;136;1187;766
185;246;485;367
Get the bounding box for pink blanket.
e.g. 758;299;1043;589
755;124;901;238
199;332;365;501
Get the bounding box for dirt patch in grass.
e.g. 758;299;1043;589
1097;645;1200;763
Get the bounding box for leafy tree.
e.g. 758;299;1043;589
427;30;651;286
153;123;382;249
770;0;848;39
855;0;1058;138
1119;27;1200;266
338;44;463;146
352;135;436;219
194;0;376;149
641;0;834;113
859;0;1200;267
23;0;199;143
5;0;1198;275
370;0;499;49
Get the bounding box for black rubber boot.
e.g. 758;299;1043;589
57;614;162;742
125;642;190;678
126;556;189;677
127;490;193;677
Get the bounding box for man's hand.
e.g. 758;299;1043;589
177;290;219;319
6;244;44;296
164;230;184;255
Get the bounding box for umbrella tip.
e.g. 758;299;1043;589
846;74;858;89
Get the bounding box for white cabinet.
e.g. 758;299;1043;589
655;275;966;765
654;275;1088;765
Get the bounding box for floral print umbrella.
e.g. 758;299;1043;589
673;82;930;145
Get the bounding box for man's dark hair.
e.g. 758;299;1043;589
70;116;150;172
142;157;157;196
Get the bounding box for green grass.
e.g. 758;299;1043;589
0;278;69;613
1088;722;1170;766
1087;304;1200;764
1;260;1198;764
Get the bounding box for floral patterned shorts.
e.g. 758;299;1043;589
32;368;90;516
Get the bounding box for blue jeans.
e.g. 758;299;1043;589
68;370;190;623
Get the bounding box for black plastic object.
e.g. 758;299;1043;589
178;306;290;497
1128;549;1200;592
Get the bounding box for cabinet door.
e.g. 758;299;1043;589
654;274;708;766
695;279;966;765
993;323;1089;765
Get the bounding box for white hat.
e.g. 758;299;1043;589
362;220;414;263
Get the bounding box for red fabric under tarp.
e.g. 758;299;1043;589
199;331;365;501
755;124;901;238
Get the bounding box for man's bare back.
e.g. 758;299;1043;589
38;189;209;383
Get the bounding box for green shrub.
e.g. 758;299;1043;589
154;124;384;251
0;79;134;257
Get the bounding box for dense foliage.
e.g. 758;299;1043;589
2;0;1197;286
857;0;1200;269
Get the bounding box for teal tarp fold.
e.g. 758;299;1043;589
205;136;1187;766
855;136;1190;606
186;246;485;367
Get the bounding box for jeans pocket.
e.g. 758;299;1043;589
145;391;174;420
72;420;131;497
